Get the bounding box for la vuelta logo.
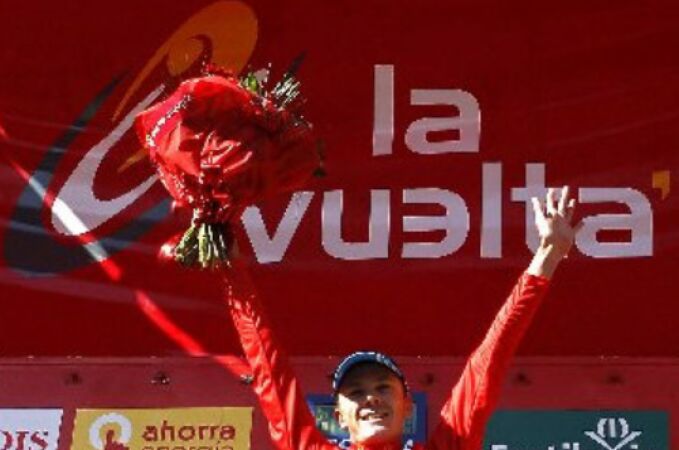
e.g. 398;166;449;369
3;1;257;275
5;3;657;274
242;65;655;263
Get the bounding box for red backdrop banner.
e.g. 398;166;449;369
0;0;677;357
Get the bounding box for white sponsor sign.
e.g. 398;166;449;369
0;409;63;450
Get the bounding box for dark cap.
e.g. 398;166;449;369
332;351;407;393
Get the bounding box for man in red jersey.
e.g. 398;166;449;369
226;186;580;450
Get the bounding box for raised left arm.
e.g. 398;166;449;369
428;186;581;450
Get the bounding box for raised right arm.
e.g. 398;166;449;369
224;265;337;450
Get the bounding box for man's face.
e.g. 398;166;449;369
335;363;411;446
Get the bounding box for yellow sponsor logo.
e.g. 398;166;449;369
71;408;252;450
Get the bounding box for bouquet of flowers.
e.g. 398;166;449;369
135;64;322;269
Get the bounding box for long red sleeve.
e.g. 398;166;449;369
224;269;337;450
426;273;550;450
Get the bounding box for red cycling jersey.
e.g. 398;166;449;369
225;270;549;450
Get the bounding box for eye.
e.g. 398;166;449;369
348;389;364;399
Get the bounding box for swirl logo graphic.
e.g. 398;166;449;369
4;1;257;275
89;413;133;450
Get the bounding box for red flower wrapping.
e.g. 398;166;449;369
135;73;320;268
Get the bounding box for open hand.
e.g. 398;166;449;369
531;186;582;261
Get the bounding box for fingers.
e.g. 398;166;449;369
534;186;579;225
531;196;545;221
566;197;576;222
551;186;578;220
557;186;570;216
546;188;558;216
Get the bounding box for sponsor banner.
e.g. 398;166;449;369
0;409;63;450
484;411;668;450
70;408;252;450
307;392;427;449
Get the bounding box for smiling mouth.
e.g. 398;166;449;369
360;412;389;422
